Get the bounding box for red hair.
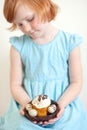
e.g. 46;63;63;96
3;0;59;30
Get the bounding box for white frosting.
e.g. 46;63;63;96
28;109;38;117
48;104;57;113
32;95;51;109
26;103;32;111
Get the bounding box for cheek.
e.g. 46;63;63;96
19;27;27;33
19;27;25;32
31;21;39;29
31;18;43;29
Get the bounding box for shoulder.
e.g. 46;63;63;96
59;30;83;41
9;34;31;53
58;30;83;52
9;34;26;45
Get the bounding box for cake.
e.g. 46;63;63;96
25;94;58;119
32;95;51;116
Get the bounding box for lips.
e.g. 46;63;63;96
30;31;34;34
29;31;35;36
28;31;37;39
28;30;40;39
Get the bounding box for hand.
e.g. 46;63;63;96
20;105;25;115
20;100;32;115
33;102;65;126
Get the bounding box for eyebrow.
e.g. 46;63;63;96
23;15;34;20
14;14;35;24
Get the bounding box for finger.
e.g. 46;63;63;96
38;121;43;125
42;120;53;126
57;111;63;119
33;121;37;124
43;118;57;125
48;116;58;122
43;121;48;124
42;121;54;126
33;121;43;125
42;121;48;126
20;109;25;115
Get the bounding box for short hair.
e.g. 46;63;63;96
3;0;59;30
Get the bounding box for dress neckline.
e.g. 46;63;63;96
27;29;61;47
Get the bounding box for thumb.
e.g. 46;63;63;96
20;107;25;115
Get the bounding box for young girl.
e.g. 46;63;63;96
0;0;87;130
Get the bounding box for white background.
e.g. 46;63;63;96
0;0;87;115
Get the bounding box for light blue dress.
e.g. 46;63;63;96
0;30;87;130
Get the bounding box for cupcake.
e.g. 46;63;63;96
32;95;51;117
24;95;58;121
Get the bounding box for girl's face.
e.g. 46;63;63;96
14;4;49;39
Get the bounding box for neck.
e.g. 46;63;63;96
33;24;59;44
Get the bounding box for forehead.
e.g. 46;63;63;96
14;4;35;23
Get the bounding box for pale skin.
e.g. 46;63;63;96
10;4;82;126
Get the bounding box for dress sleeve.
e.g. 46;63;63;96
9;35;24;54
69;34;83;53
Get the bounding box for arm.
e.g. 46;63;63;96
10;46;31;107
58;46;82;108
42;46;82;126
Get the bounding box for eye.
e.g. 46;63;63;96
26;16;34;22
18;23;23;27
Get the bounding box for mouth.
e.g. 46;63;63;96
28;32;37;39
29;31;35;35
27;30;40;38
